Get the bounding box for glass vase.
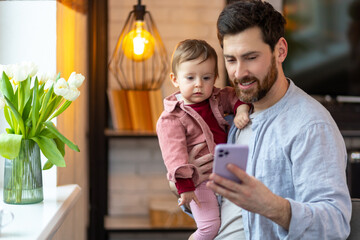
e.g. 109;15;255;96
3;139;43;204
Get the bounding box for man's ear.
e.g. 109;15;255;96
170;72;179;88
276;37;288;63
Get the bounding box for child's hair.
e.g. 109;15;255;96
171;39;218;77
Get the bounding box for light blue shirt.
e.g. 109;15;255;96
227;80;352;239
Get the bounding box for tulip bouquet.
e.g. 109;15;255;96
0;62;84;170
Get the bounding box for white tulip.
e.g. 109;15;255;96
12;67;28;84
3;64;16;79
64;86;80;101
0;97;5;109
44;79;55;92
19;61;38;78
54;78;69;97
34;71;47;85
67;72;85;88
35;71;56;85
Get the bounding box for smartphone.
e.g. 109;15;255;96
213;144;248;183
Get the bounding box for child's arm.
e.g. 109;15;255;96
178;191;201;210
234;104;250;129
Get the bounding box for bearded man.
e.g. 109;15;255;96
189;1;352;239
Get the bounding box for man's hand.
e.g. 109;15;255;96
178;191;200;211
188;142;213;175
206;163;291;230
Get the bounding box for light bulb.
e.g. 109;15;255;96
122;21;155;62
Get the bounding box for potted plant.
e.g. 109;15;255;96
0;62;84;204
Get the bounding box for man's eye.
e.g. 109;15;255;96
225;58;235;63
246;56;257;60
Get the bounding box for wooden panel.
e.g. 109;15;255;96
53;2;88;240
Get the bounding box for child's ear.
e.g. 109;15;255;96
170;72;179;88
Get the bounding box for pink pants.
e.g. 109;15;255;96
189;181;220;240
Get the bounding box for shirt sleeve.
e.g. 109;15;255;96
280;123;351;239
175;178;196;194
156;115;199;184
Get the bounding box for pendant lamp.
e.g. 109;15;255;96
109;0;168;90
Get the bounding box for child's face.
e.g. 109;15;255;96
170;57;216;105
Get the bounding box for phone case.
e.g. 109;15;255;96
213;144;248;183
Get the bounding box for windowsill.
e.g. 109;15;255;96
0;184;81;239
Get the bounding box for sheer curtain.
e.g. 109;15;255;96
0;1;57;189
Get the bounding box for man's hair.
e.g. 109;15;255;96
217;0;286;51
171;39;218;77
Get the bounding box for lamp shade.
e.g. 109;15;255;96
109;1;168;90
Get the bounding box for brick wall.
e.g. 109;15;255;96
108;138;169;216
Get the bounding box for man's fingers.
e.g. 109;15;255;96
227;164;249;184
195;153;213;167
189;142;207;160
207;179;229;196
208;172;238;191
188;142;214;167
198;161;212;173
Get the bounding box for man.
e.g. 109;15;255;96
189;0;352;239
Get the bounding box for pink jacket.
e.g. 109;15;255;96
156;87;239;186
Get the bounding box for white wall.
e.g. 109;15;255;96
0;1;57;187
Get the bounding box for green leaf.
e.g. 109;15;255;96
41;99;56;123
22;92;32;122
4;106;13;129
42;160;54;170
0;133;22;159
39;128;56;139
4;96;25;135
39;129;65;157
22;76;31;105
30;78;39;137
31;135;66;167
36;84;54;128
50;100;72;120
5;128;14;134
18;76;31;114
0;72;14;102
13;85;19;110
43;121;80;152
54;137;65;157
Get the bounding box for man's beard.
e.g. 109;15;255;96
233;56;278;103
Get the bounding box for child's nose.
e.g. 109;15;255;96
195;78;202;87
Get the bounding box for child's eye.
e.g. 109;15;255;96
203;76;211;81
186;76;194;80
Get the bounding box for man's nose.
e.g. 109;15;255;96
234;62;248;80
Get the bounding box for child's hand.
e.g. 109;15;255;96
234;104;250;129
178;191;200;210
234;111;250;129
